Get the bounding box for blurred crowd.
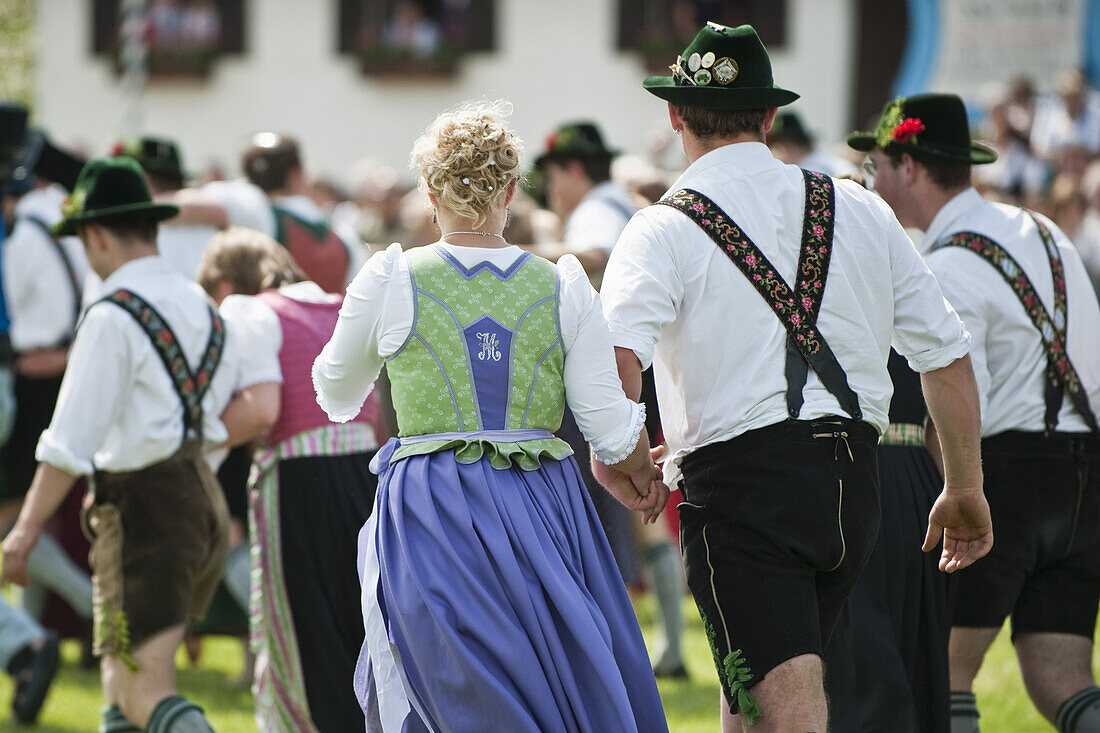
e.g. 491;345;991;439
0;55;1098;728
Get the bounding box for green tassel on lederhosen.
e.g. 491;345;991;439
95;604;139;672
702;613;762;724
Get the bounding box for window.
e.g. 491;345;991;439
618;0;787;71
92;0;245;77
337;0;495;76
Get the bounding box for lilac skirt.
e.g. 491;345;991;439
355;445;668;732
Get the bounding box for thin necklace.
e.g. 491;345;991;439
445;231;504;238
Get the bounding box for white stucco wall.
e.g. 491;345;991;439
35;0;857;184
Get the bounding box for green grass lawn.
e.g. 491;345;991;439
0;596;1095;731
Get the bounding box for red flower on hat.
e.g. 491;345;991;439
892;118;926;144
545;133;558;151
110;141;127;157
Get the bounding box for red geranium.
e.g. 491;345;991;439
892;118;926;144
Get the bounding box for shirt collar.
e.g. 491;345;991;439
920;187;985;255
101;254;172;292
671;141;781;190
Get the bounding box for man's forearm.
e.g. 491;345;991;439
18;462;79;530
614;346;643;402
921;354;983;491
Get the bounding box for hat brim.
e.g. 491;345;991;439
643;75;800;110
846;132;998;164
534;148;620;169
53;202;179;237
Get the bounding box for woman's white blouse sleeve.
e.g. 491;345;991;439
218;294;284;389
557;255;645;464
313;243;413;422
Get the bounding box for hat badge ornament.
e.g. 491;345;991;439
60;188;86;219
873;100;925;148
670;50;739;87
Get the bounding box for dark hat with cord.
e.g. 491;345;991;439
3;130;85;196
33;135;85;191
0;104;28;150
642;22;799;110
534;122;619;168
53;157;179;236
768;111;813;146
846;93;997;164
111;136;187;188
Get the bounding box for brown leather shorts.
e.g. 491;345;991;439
84;441;229;659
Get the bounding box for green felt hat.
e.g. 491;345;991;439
642;23;799;110
53;156;179;236
112;136;188;187
535;122;619;168
846;93;997;164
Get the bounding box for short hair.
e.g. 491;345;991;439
410;101;523;229
886;148;972;190
92;215;159;245
197;226;305;297
578;156;612;184
241;134;301;193
675;106;768;141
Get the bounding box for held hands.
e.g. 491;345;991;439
922;486;993;573
1;521;42;587
592;446;670;525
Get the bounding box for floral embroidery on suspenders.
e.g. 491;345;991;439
659;169;861;420
940;215;1099;435
101;289;226;438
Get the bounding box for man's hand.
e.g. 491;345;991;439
923;487;993;573
1;521;42;586
592;446;670;524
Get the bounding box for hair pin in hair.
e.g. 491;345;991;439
427;165;434;173
462;177;470;184
488;160;495;166
488;185;494;191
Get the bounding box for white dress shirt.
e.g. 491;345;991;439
36;255;244;475
798;149;859;179
601;142;971;483
1030;92;1100;159
313;242;645;463
922;188;1100;436
563;181;637;253
156;223;218;281
3;186;90;352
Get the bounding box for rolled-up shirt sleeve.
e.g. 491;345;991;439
557;255;645;464
313;243;411;422
600;213;682;370
35;306;131;476
886;219;972;372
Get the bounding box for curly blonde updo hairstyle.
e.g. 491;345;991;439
410;101;523;228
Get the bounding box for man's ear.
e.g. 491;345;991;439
900;153;921;186
668;102;684;134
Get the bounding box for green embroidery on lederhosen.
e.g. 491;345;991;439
700;611;762;723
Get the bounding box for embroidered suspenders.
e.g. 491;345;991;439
658;169;862;420
24;216;84;328
940;215;1099;436
99;289;226;440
